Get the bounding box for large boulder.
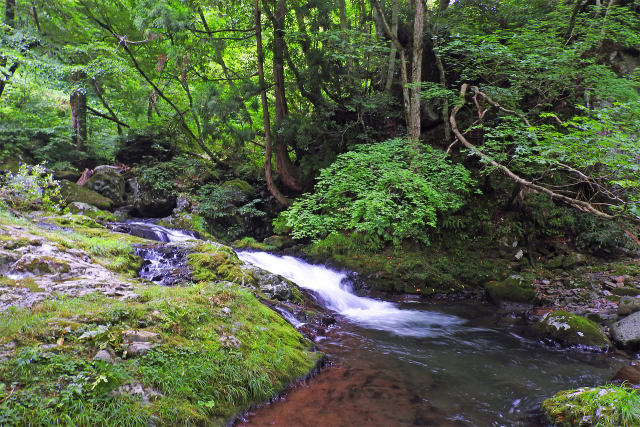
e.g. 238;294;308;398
243;265;302;302
220;179;256;206
484;275;536;304
533;310;610;349
129;178;176;217
59;180;113;210
611;311;640;349
84;167;126;206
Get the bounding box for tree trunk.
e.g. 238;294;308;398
255;0;289;207
5;0;15;27
70;70;87;151
384;0;399;92
408;0;424;141
438;0;449;13
271;0;303;192
373;0;411;131
0;0;16;99
565;0;584;41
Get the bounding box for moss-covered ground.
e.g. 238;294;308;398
542;385;640;427
303;233;510;295
0;211;320;426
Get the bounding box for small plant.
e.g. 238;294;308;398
0;163;64;213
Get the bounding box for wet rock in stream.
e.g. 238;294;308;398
135;245;191;286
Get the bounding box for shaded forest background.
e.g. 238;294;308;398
1;0;640;254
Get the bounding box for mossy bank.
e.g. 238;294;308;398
0;211;321;425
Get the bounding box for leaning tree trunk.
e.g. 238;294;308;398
70;70;87;151
255;0;289;207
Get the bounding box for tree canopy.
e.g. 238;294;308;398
2;0;640;245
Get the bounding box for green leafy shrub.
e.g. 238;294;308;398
0;163;64;212
278;139;475;247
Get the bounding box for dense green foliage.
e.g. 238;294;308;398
279;139;474;247
0;163;63;212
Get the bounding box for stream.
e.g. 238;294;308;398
116;221;624;426
236;252;624;427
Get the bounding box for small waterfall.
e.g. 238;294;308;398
107;221;199;242
107;221;198;286
237;251;465;337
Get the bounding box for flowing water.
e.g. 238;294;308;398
108;222;625;426
237;251;625;427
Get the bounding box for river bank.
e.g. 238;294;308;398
0;211;322;425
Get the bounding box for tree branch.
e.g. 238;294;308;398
450;83;614;220
87;106;130;128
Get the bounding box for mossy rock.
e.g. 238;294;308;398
542;386;640;427
67;202;116;222
533;310;610;349
53;169;80;181
45;214;103;229
59;180;114;210
232;237;276;251
188;246;256;286
611;287;640;297
84;168;126;206
156;213;207;236
484;276;536;304
11;255;71;276
562;252;587;269
220;179;256;206
618;296;640;316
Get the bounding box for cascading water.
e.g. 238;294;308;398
108;220;198;285
107;220;199;242
104;225;624;425
236;251;624;426
237;251;466;337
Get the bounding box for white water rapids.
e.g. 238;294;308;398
237;251;466;337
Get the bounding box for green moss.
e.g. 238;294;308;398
220;179;255;196
45;214;103;229
0;236;40;250
0;276;44;292
156;213;209;236
187;247;255;286
305;234;507;295
484;276;537;304
0;281;319;425
533;310;610;348
233;237;276;251
12;256;71;275
611;287;640;297
59;180;114;210
543;385;640;427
